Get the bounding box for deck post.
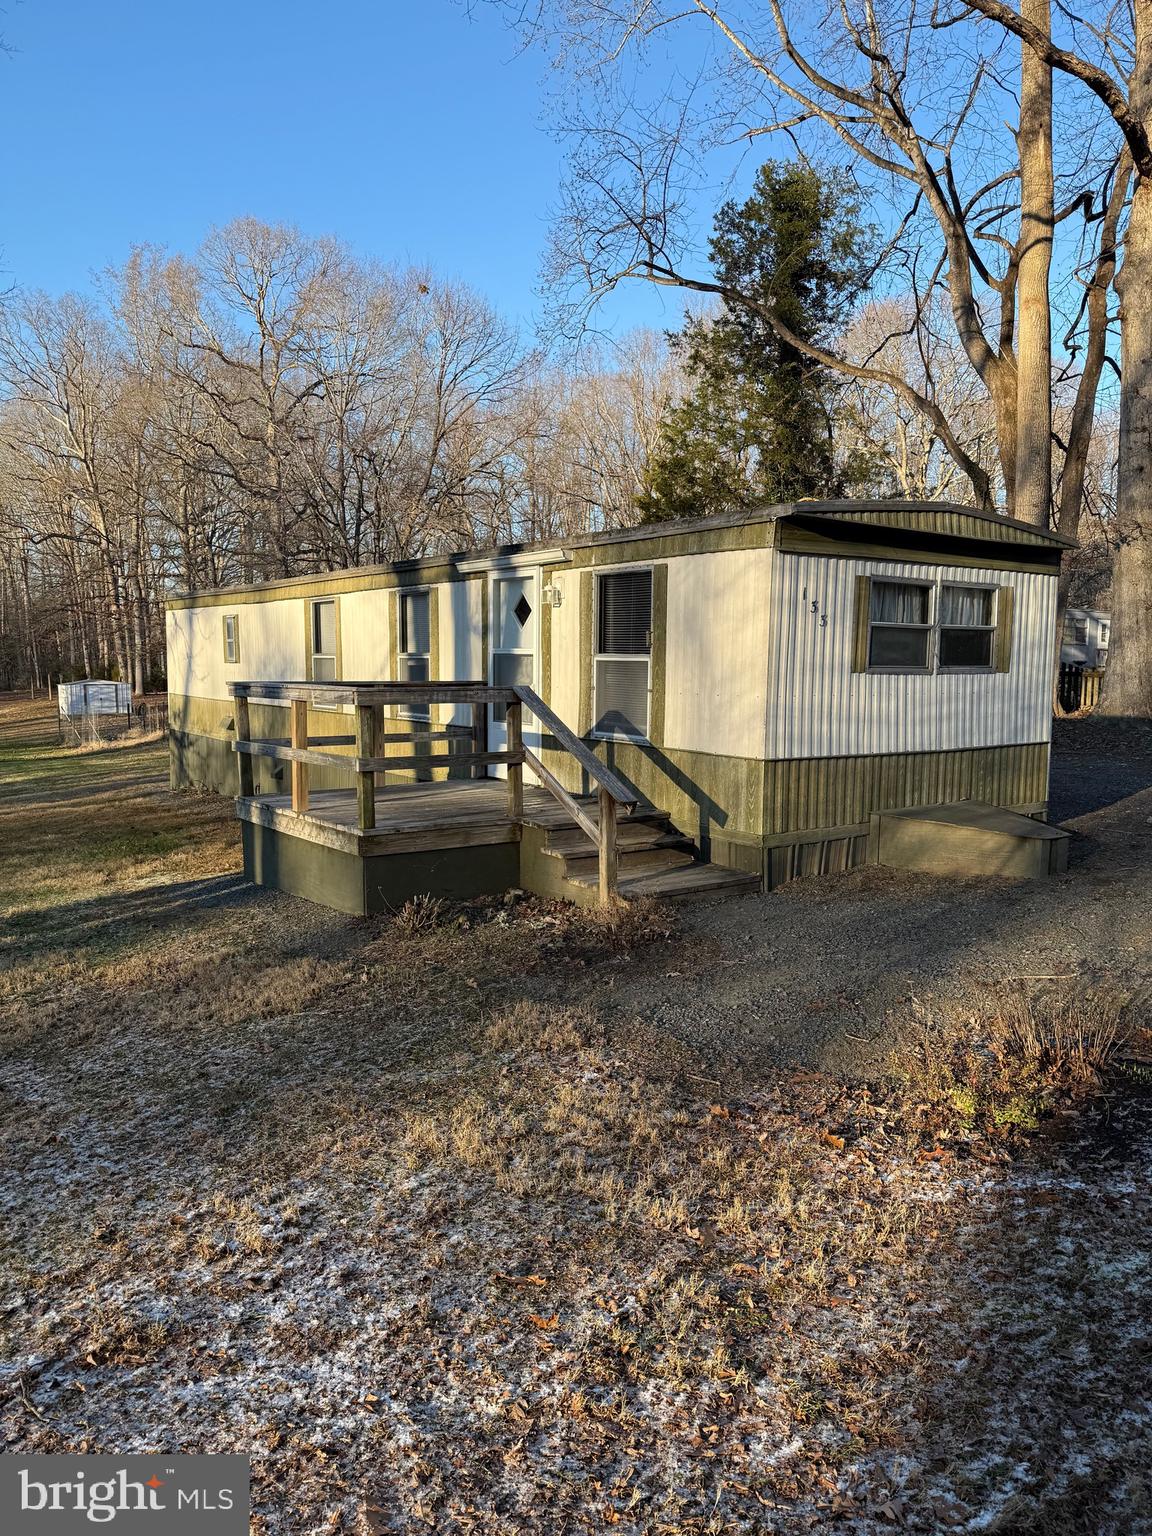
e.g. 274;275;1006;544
598;785;618;906
355;703;377;830
234;692;254;798
471;702;487;780
505;698;524;821
290;698;309;814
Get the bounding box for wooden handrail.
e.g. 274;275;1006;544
234;740;520;774
512;686;638;808
522;746;602;846
229;680;513;706
514;685;635;905
228;677;630;906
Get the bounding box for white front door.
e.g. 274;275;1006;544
488;572;538;778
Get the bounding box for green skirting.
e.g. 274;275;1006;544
242;821;521;916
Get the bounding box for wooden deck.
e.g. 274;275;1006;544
236;778;588;857
230;681;761;911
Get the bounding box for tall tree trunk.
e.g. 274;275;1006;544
1102;0;1152;715
1014;0;1054;527
20;553;41;690
1056;158;1130;544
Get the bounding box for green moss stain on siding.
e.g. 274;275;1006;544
532;736;1050;859
565;520;774;570
539;738;766;849
540;594;553;707
778;521;1061;573
167;560;463;611
762;742;1050;835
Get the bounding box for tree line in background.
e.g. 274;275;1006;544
1;0;1135;703
0;223;680;691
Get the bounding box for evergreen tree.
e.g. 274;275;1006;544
638;162;875;519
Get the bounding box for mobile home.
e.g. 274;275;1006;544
166;500;1071;912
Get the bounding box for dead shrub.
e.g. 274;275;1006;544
896;987;1132;1137
76;1304;172;1367
578;896;678;952
392;894;448;936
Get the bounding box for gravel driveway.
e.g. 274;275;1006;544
595;718;1152;1081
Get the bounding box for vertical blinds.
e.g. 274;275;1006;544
313;600;336;656
401;591;430;655
598;571;652;655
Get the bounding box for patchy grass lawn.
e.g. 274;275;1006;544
1;692;1150;1535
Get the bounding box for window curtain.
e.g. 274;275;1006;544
941;586;992;626
870;582;928;624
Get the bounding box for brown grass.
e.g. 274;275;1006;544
3;692;1151;1536
895;985;1133;1135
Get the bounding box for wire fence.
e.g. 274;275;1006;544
58;697;168;746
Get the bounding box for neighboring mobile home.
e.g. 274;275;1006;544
1061;606;1110;670
167;500;1072;910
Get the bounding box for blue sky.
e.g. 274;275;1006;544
0;0;709;338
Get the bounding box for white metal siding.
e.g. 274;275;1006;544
664;548;774;759
168;578;480;717
166;597;305;702
766;554;1056;760
338;589;391;680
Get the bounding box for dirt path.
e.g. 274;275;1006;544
577;719;1152;1082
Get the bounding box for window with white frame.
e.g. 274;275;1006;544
310;600;337;681
593;569;652;740
938;584;996;669
398;589;431;719
867;580;933;671
222;613;240;665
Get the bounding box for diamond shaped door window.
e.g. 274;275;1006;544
514;592;533;628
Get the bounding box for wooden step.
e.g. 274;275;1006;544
877;800;1070;879
544;812;675;854
565;860;761;901
521;799;669;832
558;844;697;879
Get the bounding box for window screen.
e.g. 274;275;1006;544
594;570;652;739
868;581;931;670
492;652;533;724
223;614;239;664
598;571;652;655
311;601;337;681
594;658;650;738
939;585;995;670
400;591;430;656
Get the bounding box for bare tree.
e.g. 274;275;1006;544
961;0;1152;710
503;0;1124;533
0;221;684;687
837;297;1002;498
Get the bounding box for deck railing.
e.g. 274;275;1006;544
226;680;638;904
1057;663;1104;715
